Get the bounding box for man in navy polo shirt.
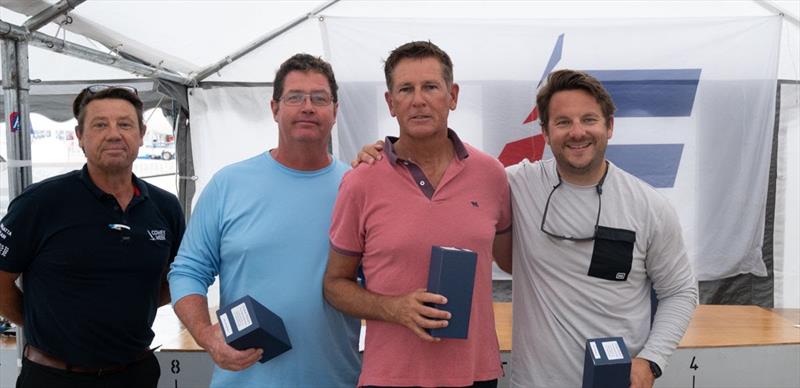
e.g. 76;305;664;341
0;86;185;388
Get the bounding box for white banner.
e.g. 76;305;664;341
188;86;278;205
321;16;781;281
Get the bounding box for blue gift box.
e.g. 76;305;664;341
582;336;631;388
426;246;478;339
216;295;292;363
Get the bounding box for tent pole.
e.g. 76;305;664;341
755;0;800;27
22;0;87;32
1;37;32;377
1;40;33;198
193;0;340;82
0;20;192;85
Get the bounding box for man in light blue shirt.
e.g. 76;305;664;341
168;54;360;387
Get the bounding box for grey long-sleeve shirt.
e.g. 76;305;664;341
507;159;698;388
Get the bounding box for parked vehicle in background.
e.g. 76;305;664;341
138;141;176;160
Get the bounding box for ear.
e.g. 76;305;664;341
448;83;460;111
270;99;280;122
384;91;397;117
541;124;552;146
332;101;338;122
606;116;614;140
75;125;84;148
139;124;147;147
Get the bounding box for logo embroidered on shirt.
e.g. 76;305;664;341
148;230;167;241
0;223;12;240
470;201;479;208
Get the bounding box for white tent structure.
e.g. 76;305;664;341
1;0;798;310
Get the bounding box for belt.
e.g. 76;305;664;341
24;344;153;376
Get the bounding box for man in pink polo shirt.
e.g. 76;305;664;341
323;41;511;388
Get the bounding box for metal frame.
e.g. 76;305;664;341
0;20;191;85
756;0;800;27
1;35;33;381
22;0;86;32
192;0;340;82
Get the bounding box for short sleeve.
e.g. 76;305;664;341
0;193;42;273
329;169;367;256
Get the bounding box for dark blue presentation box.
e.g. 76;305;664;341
426;245;478;339
216;295;292;363
582;336;632;388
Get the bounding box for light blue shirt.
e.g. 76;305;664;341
169;152;360;388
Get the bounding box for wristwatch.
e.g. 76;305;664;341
648;360;662;379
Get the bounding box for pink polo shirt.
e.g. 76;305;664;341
330;130;511;387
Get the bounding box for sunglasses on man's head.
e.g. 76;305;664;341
83;85;139;95
74;85;141;118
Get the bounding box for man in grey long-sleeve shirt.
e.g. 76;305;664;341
494;69;698;388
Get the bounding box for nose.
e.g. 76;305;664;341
567;121;588;138
410;88;426;107
106;123;124;139
300;95;316;112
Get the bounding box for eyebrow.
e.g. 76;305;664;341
88;115;135;123
395;79;442;88
286;88;329;93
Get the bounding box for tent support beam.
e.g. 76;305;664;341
0;20;192;85
22;0;87;32
1;37;32;376
1;40;33;198
193;0;340;82
756;0;800;27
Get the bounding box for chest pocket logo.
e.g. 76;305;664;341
147;229;167;241
588;226;636;282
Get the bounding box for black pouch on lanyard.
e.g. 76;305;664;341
588;226;636;281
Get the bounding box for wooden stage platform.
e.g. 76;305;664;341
2;304;798;388
151;303;800;388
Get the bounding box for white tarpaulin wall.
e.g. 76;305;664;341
186;15;797;307
187;86;277;196
775;82;799;309
321;17;779;279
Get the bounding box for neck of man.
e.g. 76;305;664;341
394;128;454;188
271;141;331;171
556;159;609;187
87;163;136;210
393;128;453;167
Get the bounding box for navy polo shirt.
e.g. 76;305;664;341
0;165;185;367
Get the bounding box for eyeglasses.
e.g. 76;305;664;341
280;91;333;106
84;84;139;95
540;163;608;241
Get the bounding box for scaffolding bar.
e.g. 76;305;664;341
193;0;340;82
0;20;192;85
22;0;87;32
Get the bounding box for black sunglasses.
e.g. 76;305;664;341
540;162;609;241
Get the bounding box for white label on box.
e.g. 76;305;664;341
231;303;253;331
220;313;233;337
602;340;624;360
358;324;366;352
590;341;601;359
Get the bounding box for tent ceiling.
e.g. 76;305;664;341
1;0;798;82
